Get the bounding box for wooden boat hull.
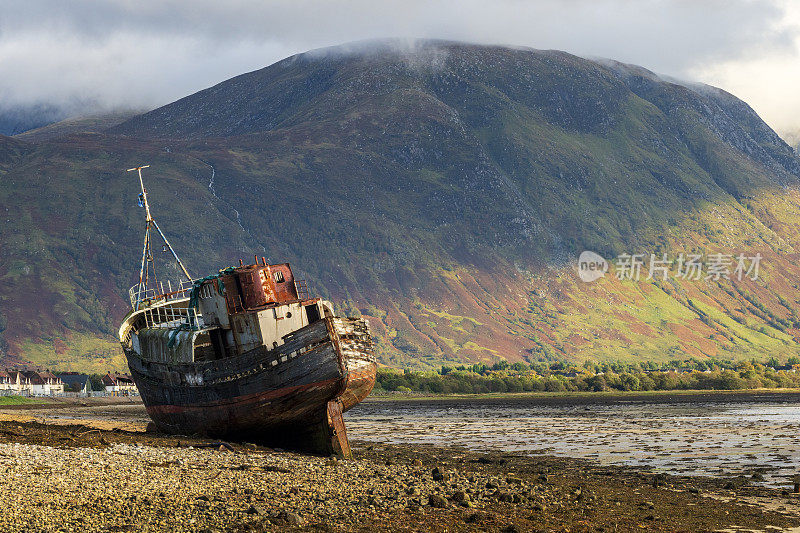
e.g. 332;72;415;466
125;317;376;456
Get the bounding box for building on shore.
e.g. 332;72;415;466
102;372;138;395
1;369;65;396
23;370;64;395
57;372;92;394
0;371;11;389
0;369;138;397
4;370;32;394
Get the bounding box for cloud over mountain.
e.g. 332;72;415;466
2;1;799;132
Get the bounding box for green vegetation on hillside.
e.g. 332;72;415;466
19;334;125;374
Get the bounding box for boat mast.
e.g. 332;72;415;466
128;165;192;297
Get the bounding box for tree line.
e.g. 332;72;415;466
375;357;800;394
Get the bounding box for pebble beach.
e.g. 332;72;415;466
0;398;800;532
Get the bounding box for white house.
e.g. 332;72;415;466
25;371;64;395
102;372;138;394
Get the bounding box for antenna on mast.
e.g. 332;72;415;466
127;166;192;301
129;165;152;221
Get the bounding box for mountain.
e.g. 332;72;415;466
0;134;26;165
14;111;140;143
4;40;800;372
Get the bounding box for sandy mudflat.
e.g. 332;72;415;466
349;392;800;488
0;397;799;531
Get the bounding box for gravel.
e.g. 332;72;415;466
0;441;521;532
0;405;799;532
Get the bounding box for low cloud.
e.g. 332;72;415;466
2;1;799;132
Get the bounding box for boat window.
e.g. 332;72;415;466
274;271;285;283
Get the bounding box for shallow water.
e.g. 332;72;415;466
346;398;800;487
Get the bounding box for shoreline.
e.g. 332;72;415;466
4;387;800;411
0;416;798;531
366;387;800;405
0;395;140;409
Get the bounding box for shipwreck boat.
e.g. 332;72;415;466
117;166;376;457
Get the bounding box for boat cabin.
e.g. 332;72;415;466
125;261;334;365
191;262;332;362
223;262;301;312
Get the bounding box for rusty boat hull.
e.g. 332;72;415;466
124;317;376;456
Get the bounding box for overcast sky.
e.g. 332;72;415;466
2;0;800;134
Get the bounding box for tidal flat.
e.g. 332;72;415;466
0;394;799;531
349;391;800;488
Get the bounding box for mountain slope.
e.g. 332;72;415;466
15;111;140;143
4;40;800;370
113;41;799;261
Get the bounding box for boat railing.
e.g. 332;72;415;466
129;279;194;309
142;306;203;330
